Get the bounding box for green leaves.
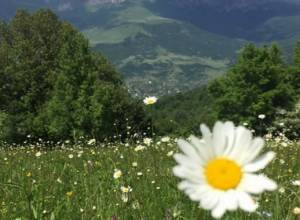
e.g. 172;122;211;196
209;43;297;131
0;9;147;142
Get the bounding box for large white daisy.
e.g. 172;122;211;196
173;121;277;219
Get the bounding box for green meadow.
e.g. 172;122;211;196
0;136;299;220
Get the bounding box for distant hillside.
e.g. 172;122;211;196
147;0;300;40
249;15;300;57
1;0;300;96
88;4;244;96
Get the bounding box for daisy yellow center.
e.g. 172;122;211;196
147;99;156;104
205;158;242;190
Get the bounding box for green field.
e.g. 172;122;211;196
0;136;299;219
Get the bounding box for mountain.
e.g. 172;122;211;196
147;0;300;58
0;0;300;96
253;15;300;53
86;4;243;96
147;0;300;40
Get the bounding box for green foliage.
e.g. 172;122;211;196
271;42;300;138
271;100;300;139
291;41;300;95
208;43;296;130
0;9;147;142
152;86;217;136
294;41;300;67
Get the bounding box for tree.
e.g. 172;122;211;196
289;41;300;95
294;41;300;68
0;9;147;142
209;43;295;130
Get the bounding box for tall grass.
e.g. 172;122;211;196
0;136;299;220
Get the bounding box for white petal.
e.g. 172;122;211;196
178;180;199;191
173;153;203;168
173;166;204;183
212;121;236;156
239;174;263;194
239;174;277;194
200;124;215;154
243;152;275;172
212;201;227;219
222;121;235;153
223;190;238;211
189;135;213;162
237;191;258;212
210;190;239;218
243;137;265;164
200;189;220;210
292;180;300;186
189;185;212;202
178;182;218;206
227;126;253;162
179;183;212;203
212;121;226;155
177;139;202;162
200;123;212;139
256;175;277;191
